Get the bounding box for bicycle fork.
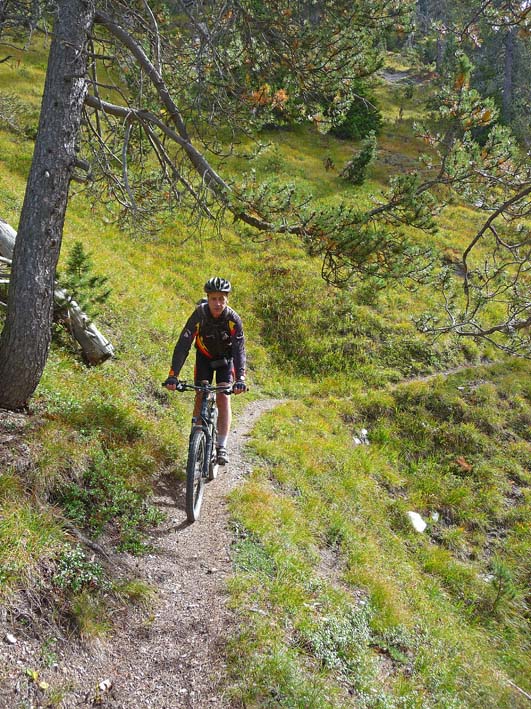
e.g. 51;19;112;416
190;419;213;478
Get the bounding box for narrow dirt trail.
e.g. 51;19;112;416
69;397;283;708
389;360;498;390
0;399;283;708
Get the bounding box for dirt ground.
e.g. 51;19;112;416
0;399;282;708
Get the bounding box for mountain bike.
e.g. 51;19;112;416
165;381;232;522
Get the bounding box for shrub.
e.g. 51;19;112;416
53;544;106;593
54;449;163;553
330;86;383;141
57;241;111;320
340;131;377;185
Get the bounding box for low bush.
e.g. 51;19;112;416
53;545;107;593
340;131;377;185
330;85;383;141
54;448;163;553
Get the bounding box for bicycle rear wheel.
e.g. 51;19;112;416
186;429;206;522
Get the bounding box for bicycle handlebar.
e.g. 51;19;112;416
162;380;233;394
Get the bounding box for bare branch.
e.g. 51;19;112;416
84;93;230;194
140;0;161;74
94;10;190;139
121;119;137;214
462;183;531;292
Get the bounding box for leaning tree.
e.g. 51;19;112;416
0;0;97;408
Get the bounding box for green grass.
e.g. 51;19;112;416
227;361;531;706
0;460;64;600
0;39;530;705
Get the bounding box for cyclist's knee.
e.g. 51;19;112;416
216;384;231;408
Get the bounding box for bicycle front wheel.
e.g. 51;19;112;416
208;406;219;481
186;429;207;522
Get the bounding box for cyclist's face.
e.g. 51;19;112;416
208;292;228;318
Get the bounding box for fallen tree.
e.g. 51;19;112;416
0;219;114;366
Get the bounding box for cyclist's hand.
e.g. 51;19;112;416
163;375;179;390
233;379;247;394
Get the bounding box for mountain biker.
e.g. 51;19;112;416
163;277;247;465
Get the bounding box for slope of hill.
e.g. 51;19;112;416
1;44;530;707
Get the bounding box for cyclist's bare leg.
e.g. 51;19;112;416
216;381;231;443
192;381;209;422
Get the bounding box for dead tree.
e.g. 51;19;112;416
0;219;114;365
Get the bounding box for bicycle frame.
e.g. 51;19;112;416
191;385;219;478
181;380;231;425
193;385;217;432
165;380;232;521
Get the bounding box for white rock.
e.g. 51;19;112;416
5;633;17;645
359;429;370;445
407;511;427;533
99;679;113;692
430;511;440;522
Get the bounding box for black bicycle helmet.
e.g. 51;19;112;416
204;277;232;293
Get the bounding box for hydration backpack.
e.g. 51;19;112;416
196;300;232;358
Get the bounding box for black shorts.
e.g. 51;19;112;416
194;350;235;384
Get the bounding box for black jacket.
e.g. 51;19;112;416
170;302;246;379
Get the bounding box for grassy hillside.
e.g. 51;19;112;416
1;45;530;707
227;360;531;706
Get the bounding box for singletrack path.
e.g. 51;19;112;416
0;399;283;708
86;397;283;708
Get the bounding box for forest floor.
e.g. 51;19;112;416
0;398;283;709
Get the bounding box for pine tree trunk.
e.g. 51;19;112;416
436;36;445;74
0;0;95;409
502;27;516;124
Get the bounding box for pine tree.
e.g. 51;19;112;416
58;242;111;321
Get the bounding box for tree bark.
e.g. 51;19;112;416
0;0;96;409
0;220;114;366
502;27;516;124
